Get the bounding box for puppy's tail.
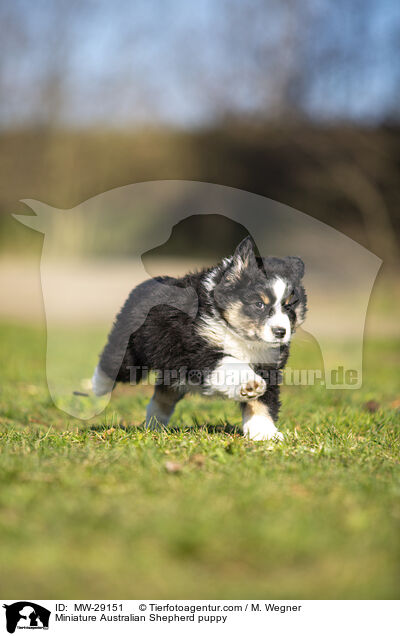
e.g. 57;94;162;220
92;364;115;396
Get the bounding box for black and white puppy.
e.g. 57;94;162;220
92;237;307;440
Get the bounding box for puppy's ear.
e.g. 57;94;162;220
285;256;305;280
227;236;257;281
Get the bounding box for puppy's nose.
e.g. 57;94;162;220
272;327;286;339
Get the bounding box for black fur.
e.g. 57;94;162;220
98;274;222;385
95;236;307;431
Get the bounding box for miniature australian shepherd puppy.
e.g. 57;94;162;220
92;237;307;440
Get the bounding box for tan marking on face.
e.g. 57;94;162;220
260;294;271;306
223;301;256;338
243;400;270;419
284;292;294;306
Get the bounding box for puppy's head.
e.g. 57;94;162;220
213;237;307;345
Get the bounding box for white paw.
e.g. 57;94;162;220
203;357;266;401
237;375;266;401
243;415;284;441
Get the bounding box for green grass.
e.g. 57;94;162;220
0;323;399;599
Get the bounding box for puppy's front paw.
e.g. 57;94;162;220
244;415;284;441
248;428;284;442
239;376;266;401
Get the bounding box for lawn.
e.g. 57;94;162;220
0;322;399;599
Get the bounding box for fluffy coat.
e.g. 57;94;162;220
93;237;307;440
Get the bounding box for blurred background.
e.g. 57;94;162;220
0;0;399;324
0;0;399;601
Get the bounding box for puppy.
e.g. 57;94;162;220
92;237;307;440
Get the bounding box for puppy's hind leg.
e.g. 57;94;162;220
92;364;115;396
145;385;184;430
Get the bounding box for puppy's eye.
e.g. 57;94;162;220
255;301;265;310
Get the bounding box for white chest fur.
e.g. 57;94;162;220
197;314;281;365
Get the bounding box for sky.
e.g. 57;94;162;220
0;0;399;127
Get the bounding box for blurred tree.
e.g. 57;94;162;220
0;0;399;127
0;0;398;263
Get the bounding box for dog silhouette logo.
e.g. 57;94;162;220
2;602;50;633
14;181;381;418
